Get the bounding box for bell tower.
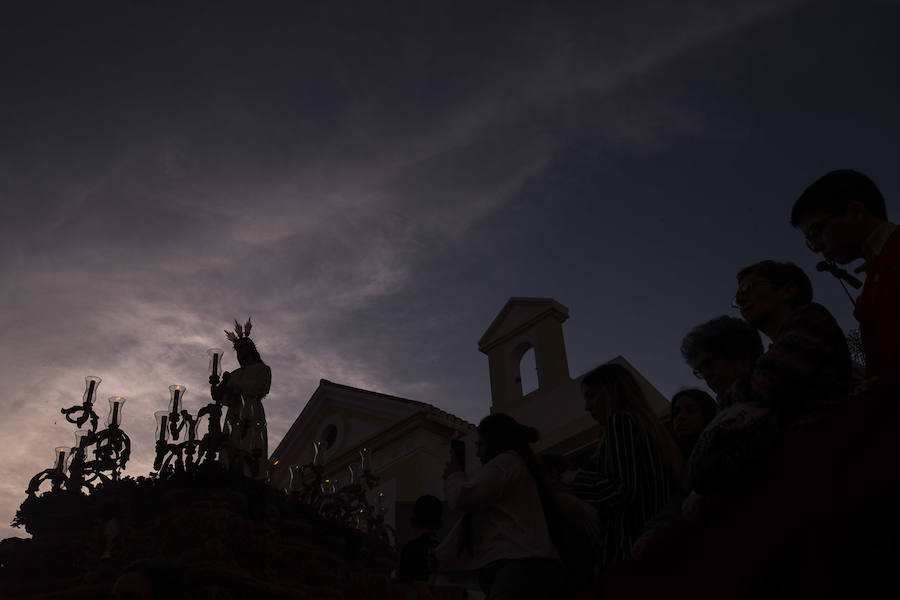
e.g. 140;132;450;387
478;298;572;414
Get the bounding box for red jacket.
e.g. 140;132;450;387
854;227;900;379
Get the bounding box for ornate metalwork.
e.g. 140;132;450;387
154;408;202;473
24;324;395;548
27;380;131;498
287;447;395;545
60;376;100;431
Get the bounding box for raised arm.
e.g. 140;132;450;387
444;454;514;512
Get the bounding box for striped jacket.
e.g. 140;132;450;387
571;412;672;570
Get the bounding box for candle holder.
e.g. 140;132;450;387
154;347;234;475
154;403;204;474
107;397;126;428
207;348;224;384
167;385;186;441
60;376;101;430
27;378;132;498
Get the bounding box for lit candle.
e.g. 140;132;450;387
74;430;89;451
157;414;168;441
169;385;184;414
54;447;68;471
208;348;224;379
359;447;369;472
289;464;301;492
313;440;322;466
107;396;126;427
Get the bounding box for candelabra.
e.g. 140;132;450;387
22;335;394;548
286;445;394;545
153;349;227;475
26;377;131;497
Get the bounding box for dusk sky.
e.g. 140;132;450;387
2;0;898;539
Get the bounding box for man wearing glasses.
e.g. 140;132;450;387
792;169;899;380
786;169;900;596
731;260;852;423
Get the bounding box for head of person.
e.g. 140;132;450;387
475;413;540;465
671;388;718;439
410;494;442;532
791;169;887;264
474;413;565;551
234;338;263;368
734;260;813;332
581;363;643;423
681;316;764;396
580;363;682;478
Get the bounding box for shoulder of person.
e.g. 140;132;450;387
788;302;837;323
780;302;844;337
487;450;525;472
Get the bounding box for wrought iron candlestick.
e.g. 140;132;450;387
153;347;231;475
27;379;131;497
287;444;393;544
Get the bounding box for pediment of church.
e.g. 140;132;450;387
270;379;454;470
478;297;569;353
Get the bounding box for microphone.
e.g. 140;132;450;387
816;260;863;289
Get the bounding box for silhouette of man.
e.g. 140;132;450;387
792;170;899;380
732;260;852;422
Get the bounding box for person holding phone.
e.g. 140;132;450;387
432;414;566;599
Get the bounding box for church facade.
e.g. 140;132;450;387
269;297;672;545
268;379;475;544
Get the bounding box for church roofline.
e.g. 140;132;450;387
317;379;476;430
321;409;474;472
478;297;569;353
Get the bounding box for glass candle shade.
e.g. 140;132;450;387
83;376;101;405
155;411;170;442
347;464;357;485
168;385;186;414
107;396;126;427
376;491;385;515
359;447;369;472
288;464;302;492
312;440;323;466
54;447;70;471
207;348;224;378
73;430;90;454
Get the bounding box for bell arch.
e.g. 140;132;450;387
478;298;571;414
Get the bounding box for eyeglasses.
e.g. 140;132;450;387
802;214;838;251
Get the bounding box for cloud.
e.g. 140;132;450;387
0;0;812;539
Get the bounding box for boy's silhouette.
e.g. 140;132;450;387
792;169;900;379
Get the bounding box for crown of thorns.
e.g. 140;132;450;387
225;317;254;347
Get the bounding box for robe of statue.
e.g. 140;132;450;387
220;361;271;478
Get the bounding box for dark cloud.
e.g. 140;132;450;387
3;0;900;539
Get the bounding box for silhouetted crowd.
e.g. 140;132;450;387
397;169;900;599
